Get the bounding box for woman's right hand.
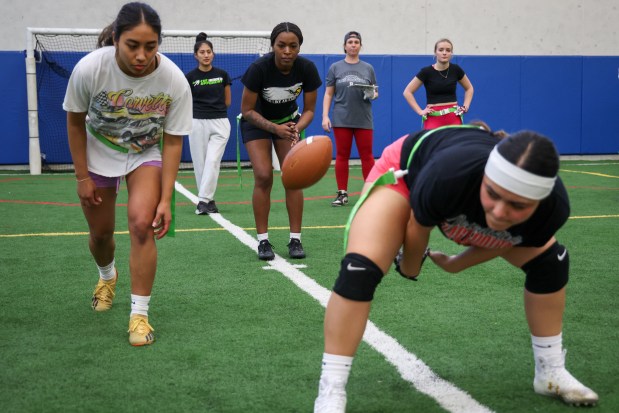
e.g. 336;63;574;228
426;250;458;273
275;122;300;145
77;178;102;207
322;117;331;133
419;106;433;117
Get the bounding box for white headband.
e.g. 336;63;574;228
484;146;556;200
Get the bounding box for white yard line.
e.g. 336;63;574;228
175;181;495;413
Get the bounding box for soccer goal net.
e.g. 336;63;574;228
25;28;271;174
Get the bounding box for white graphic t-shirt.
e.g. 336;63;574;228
63;47;192;177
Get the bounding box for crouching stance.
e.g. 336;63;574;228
314;125;598;412
63;2;192;346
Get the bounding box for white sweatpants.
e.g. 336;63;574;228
188;118;231;202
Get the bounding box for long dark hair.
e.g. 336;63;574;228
270;22;303;46
194;32;214;54
496;131;559;177
97;2;162;48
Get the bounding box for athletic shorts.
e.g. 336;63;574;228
89;160;162;192
240;115;300;143
366;135;410;199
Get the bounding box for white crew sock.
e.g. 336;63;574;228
97;259;116;281
532;333;563;360
290;232;301;241
257;233;269;242
130;294;150;317
319;353;353;385
532;333;563;357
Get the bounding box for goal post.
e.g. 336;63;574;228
25;27;271;174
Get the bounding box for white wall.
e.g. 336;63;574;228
6;0;619;55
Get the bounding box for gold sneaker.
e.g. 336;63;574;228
128;314;155;346
91;271;117;311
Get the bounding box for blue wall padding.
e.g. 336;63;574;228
456;56;523;134
1;52;29;164
581;57;619;154
520;57;583;153
2;52;618;165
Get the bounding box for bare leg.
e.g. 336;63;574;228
83;186;119;311
125;166;161;296
524;288;564;336
274;138;303;233
501;238;566;336
323;186;410;353
81;187;117;267
316;187;410;412
246;139;275;234
502;240;598;405
324;293;371;356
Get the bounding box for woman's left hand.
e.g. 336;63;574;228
152;202;171;239
455;105;468;116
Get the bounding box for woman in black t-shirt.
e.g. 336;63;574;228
313;125;598;412
403;38;474;130
240;22;322;261
186;33;232;215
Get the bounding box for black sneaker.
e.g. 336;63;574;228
331;191;349;207
258;240;275;261
205;200;219;214
287;238;306;259
195;201;209;215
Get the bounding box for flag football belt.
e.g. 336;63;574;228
342;124;483;251
422;106;458;121
235;109;303;185
86;123;177;236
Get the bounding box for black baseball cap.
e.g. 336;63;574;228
344;31;362;43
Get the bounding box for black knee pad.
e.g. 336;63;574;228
333;253;384;301
522;242;569;294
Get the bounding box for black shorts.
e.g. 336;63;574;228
240;115;300;143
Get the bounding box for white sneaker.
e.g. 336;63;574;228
314;377;347;413
533;350;598;406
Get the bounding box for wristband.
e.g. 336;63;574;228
76;176;91;183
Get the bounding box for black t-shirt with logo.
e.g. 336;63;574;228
399;127;570;248
241;52;322;121
185;66;231;119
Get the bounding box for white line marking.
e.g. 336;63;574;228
175;181;494;413
264;264;307;270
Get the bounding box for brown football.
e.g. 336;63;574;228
281;135;333;190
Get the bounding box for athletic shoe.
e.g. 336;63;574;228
258;239;275;261
331;191;349;207
205;200;219;214
195;201;209;215
288;238;306;259
196;200;219;214
533;350;598;406
314;377;347;413
128;314;155;346
91;271;117;312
